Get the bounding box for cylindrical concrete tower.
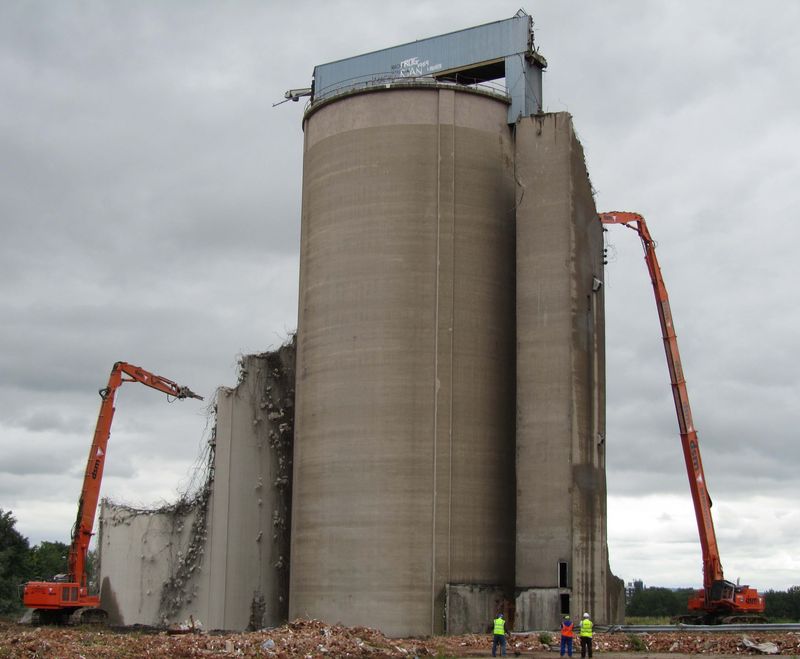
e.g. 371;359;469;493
290;84;516;637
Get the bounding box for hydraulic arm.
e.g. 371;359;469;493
22;361;202;624
599;211;764;623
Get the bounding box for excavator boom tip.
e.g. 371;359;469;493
178;387;203;400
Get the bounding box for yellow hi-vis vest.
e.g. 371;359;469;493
580;618;593;637
493;617;506;635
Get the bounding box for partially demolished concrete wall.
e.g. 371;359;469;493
515;114;625;629
98;340;295;629
98;493;208;626
205;345;294;629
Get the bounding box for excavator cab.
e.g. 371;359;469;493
710;579;736;603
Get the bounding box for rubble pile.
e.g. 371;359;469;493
590;630;800;654
431;631;800;656
0;619;435;658
1;621;799;658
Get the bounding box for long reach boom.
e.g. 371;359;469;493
599;211;764;623
22;361;202;624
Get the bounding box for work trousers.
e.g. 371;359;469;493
492;634;507;656
560;636;573;656
580;636;593;658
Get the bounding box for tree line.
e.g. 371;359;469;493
0;509;91;615
627;584;800;621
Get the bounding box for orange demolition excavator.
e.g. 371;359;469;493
599;211;766;624
22;362;202;624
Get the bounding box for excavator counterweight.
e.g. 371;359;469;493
22;361;202;624
599;211;765;623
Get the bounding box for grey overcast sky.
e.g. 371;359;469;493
1;1;798;593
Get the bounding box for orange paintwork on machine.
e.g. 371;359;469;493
599;211;766;624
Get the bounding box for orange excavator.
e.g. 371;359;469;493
22;361;202;624
599;211;766;624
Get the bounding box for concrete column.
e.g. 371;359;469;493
515;112;622;628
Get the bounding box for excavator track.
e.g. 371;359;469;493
720;615;769;625
30;607;108;626
70;607;108;625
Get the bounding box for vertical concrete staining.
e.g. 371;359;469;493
98;340;296;630
515;113;623;628
291;87;517;637
446;584;508;635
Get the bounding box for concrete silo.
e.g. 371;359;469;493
96;12;624;638
290;85;517;637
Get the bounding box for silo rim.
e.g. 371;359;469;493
302;79;510;123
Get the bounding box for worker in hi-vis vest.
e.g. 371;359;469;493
491;612;507;657
579;612;593;658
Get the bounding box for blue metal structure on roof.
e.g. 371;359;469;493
309;12;547;124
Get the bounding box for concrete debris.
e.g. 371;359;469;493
2;622;800;657
742;635;781;654
589;631;800;655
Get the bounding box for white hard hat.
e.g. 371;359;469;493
583;612;590;618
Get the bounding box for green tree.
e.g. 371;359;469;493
789;586;800;620
85;548;98;592
673;588;696;612
765;586;800;621
0;509;30;614
28;541;69;581
627;587;686;617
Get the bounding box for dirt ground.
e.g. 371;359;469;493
1;619;799;658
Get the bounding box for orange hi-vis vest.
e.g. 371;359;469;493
561;620;574;637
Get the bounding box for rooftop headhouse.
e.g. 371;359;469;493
286;11;547;124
